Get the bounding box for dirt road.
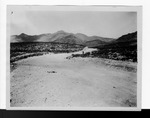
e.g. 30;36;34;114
10;52;137;107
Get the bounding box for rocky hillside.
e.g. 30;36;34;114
92;31;137;62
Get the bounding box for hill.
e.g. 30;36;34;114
85;39;107;47
92;31;137;62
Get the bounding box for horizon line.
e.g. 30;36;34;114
10;30;137;39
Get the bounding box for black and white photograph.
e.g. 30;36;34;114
7;5;141;110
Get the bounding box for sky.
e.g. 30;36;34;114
8;6;137;38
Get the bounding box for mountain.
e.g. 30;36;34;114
54;34;83;45
92;31;137;49
86;36;114;47
85;39;107;47
47;30;68;42
92;31;137;62
89;36;114;42
116;31;137;42
11;35;20;43
10;30;114;46
11;33;52;42
104;31;137;48
75;33;91;42
36;33;52;42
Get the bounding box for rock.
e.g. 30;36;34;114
47;71;57;73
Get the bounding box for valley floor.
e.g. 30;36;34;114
10;51;137;107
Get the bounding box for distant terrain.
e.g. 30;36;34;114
10;31;137;107
10;30;137;63
10;42;84;63
92;31;137;62
10;30;114;47
71;31;137;62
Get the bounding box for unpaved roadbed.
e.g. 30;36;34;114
10;53;137;107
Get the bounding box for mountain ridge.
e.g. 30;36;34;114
10;30;114;44
10;30;136;47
